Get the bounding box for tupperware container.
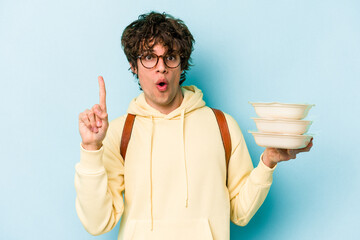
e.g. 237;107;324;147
248;131;313;149
249;102;314;120
251;117;312;135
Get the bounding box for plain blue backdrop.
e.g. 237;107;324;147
1;0;359;239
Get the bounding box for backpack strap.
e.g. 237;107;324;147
120;113;136;160
211;108;232;185
120;109;232;185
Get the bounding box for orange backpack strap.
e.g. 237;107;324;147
120;113;136;160
211;108;232;185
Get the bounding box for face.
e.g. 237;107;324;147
131;44;183;114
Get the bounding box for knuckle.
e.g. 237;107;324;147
88;112;95;120
92;104;100;110
79;113;86;120
80;110;88;117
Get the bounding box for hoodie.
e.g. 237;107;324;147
75;85;275;240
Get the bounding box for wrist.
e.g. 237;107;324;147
81;142;102;151
262;150;277;169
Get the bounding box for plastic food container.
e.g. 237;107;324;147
252;118;312;135
249;102;314;120
248;131;313;149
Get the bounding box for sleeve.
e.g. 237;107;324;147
224;114;276;226
74;117;126;235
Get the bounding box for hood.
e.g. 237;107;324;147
127;85;206;119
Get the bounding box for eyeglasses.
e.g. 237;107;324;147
138;53;182;69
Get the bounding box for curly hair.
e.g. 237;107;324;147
121;12;195;86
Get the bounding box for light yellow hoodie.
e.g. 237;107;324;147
75;85;275;240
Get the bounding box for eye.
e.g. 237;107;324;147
166;55;176;61
144;54;155;61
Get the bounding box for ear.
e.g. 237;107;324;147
130;63;137;74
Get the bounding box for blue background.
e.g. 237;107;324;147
1;0;359;239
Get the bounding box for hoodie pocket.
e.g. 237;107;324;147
124;218;213;240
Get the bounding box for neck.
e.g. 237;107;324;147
149;87;184;114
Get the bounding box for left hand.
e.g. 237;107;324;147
262;138;314;168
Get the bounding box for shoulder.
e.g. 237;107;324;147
104;114;128;144
109;114;128;129
212;109;246;145
206;108;240;129
223;112;241;131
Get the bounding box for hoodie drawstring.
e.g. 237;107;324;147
149;110;189;231
181;109;189;208
150;116;154;231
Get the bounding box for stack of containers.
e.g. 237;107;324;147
248;102;314;149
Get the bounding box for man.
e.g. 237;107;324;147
75;12;313;239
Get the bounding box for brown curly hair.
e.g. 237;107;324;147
121;11;195;86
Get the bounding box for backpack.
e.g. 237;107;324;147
119;108;231;185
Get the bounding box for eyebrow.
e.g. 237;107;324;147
141;50;179;56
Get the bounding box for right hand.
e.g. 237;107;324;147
78;76;109;150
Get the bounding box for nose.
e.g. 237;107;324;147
156;56;167;73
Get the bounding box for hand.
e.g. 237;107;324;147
262;138;314;168
78;76;109;150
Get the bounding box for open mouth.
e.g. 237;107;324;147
156;80;168;91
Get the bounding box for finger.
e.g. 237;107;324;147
95;112;102;128
92;105;104;127
296;138;314;153
79;111;91;129
286;149;296;159
304;140;313;150
87;110;98;133
276;148;292;161
92;104;108;120
98;76;107;112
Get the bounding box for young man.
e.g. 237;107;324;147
75;12;313;239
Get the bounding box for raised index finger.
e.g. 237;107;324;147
98;76;107;112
